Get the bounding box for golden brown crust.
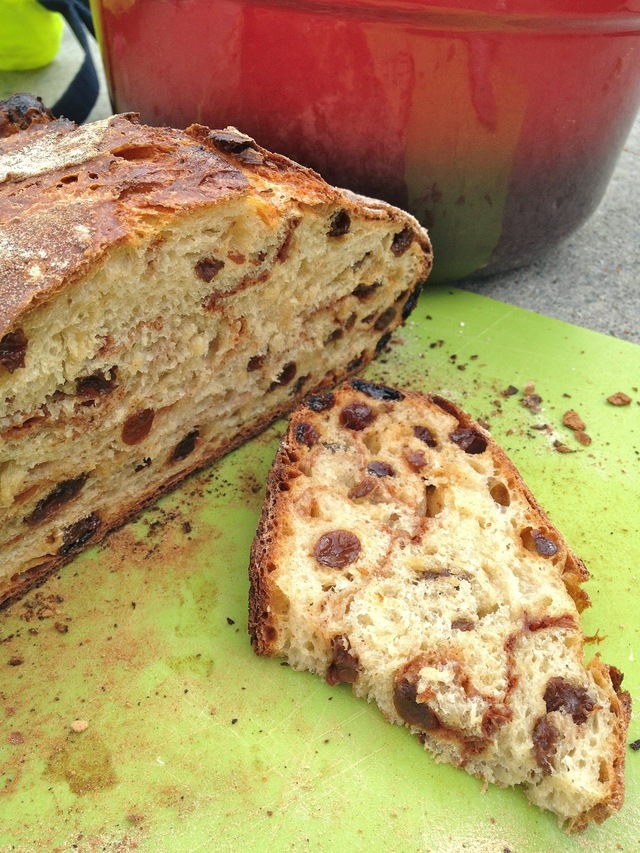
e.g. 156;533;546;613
0;112;430;338
0;93;56;138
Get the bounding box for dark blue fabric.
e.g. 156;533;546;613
37;0;99;124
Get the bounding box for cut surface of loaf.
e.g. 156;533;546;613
249;380;631;832
0;96;432;605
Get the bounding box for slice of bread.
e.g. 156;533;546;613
0;95;432;605
249;379;631;832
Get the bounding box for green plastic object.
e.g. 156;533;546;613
0;287;638;851
0;0;63;71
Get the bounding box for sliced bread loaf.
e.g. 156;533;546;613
249;379;630;831
0;96;432;604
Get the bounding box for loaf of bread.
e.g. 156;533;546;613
0;95;432;606
249;380;631;831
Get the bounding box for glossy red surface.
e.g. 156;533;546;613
91;1;640;280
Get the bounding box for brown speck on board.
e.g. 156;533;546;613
607;392;632;406
553;440;575;454
562;409;586;431
575;431;592;446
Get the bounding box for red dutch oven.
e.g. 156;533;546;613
91;0;640;281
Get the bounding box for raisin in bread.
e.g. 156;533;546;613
0;96;432;605
249;379;631;832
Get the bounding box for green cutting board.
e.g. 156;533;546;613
1;287;639;853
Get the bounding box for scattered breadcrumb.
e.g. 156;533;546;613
607;392;632;406
521;384;543;413
562;410;586;431
575;431;592;447
70;719;89;733
553;440;575;454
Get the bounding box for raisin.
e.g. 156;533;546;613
521;527;558;558
24;474;88;526
0;328;28;373
346;354;365;372
352;281;381;300
413;425;437;447
306;393;335;413
295;422;320;447
293;374;310;395
544;677;596;724
376;332;393;354
339;401;375;431
450;428;487;454
324;328;343;344
122;408;155;445
532;530;558;557
326;634;360;686
195;257;224;282
171;429;199;462
76;367;117;401
350;379;404;402
58;513;101;556
348;477;377;500
406;450;427;470
532;715;558;775
367;460;395;478
393;673;439;730
313;530;361;568
391;227;415;256
401;283;422;320
269;361;297;391
373;307;396;332
247;354;266;372
328;209;350;237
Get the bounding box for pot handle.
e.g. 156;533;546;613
37;0;98;124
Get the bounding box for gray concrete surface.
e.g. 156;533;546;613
1;23;639;344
